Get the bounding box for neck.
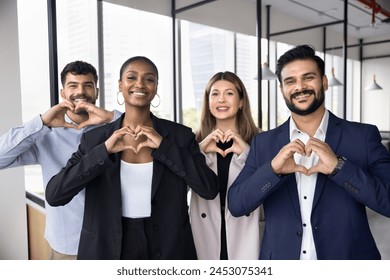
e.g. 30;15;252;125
66;111;89;125
291;107;325;137
123;106;152;127
215;117;237;133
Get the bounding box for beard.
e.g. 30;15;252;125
71;94;96;115
284;86;325;116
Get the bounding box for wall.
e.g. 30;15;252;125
0;0;29;259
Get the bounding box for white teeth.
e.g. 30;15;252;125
74;98;87;102
132;92;146;96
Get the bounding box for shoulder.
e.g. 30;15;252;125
254;121;289;140
153;115;194;135
330;112;379;133
83;117;121;143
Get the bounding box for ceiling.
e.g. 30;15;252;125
259;0;390;40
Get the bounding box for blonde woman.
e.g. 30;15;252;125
190;71;264;259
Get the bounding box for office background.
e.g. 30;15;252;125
1;0;389;259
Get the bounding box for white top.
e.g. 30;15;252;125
289;109;329;260
120;160;153;218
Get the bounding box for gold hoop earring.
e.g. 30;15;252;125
151;93;161;108
117;91;124;105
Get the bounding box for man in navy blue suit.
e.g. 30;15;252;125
228;44;390;260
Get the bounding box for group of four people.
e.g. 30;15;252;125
1;45;390;260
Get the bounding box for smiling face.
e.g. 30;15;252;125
279;59;328;116
208;80;242;122
118;60;158;108
60;73;99;114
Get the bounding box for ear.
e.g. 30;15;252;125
95;88;99;99
322;75;329;91
279;84;284;94
60;88;66;100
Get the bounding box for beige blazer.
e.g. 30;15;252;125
190;146;264;259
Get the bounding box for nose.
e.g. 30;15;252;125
76;84;87;93
135;77;145;87
294;79;308;92
218;94;226;103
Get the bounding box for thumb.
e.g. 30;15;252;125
77;120;91;130
63;122;78;130
307;165;320;176
295;165;309;176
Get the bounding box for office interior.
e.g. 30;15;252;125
1;0;389;260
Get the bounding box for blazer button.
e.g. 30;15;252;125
167;160;173;166
98;159;104;165
179;171;186;177
296;231;302;238
160;155;166;160
154;251;161;258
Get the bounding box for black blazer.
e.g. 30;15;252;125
46;113;218;259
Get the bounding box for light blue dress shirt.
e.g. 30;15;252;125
0;111;122;255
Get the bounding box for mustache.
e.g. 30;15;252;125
291;90;315;99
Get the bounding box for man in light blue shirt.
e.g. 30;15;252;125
0;61;121;259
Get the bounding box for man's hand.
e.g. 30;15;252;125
305;137;338;176
271;138;309;176
41;100;78;129
75;101;114;129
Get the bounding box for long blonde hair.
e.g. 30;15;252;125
195;71;259;144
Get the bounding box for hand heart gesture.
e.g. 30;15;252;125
105;124;162;154
200;129;247;157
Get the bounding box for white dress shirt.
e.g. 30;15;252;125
289;110;329;260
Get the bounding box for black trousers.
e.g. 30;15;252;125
120;217;152;260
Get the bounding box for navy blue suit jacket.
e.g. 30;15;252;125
228;111;390;260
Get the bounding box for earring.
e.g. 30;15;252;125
151;93;161;108
117;91;124;105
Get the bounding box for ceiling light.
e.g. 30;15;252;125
328;67;343;86
365;74;383;91
261;62;277;80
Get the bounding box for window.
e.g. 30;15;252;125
180;21;263;130
17;0;50;194
102;2;173;120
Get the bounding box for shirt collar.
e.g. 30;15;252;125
289;109;329;142
64;113;76;125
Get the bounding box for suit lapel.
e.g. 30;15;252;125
277;119;304;220
312;112;343;208
150;114;170;199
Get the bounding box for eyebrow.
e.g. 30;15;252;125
66;81;95;86
283;71;317;82
125;70;156;76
